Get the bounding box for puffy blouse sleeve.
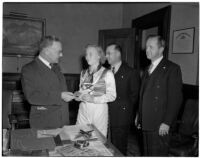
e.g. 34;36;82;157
93;70;116;104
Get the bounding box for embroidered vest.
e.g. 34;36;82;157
80;67;108;97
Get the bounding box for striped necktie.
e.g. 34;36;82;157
112;67;115;74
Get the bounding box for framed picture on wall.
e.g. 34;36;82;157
3;15;46;57
172;27;195;54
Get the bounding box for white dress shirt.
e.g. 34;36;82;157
112;61;122;74
149;56;163;74
38;55;51;69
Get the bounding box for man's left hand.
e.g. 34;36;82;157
159;123;170;136
61;92;75;102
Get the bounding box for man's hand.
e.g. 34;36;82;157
159;123;170;136
61;92;75;102
81;94;94;103
73;91;82;102
74;91;82;97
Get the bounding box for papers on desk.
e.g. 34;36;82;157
37;128;62;138
55;141;113;156
37;124;98;141
10;125;114;156
60;124;98;141
39;124;113;156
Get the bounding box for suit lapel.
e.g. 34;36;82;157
149;58;166;78
146;59;167;90
35;57;52;73
35;58;61;85
140;69;149;97
140;58;167;97
114;62;124;78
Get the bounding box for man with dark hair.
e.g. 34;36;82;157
21;35;74;129
136;35;183;156
106;44;140;155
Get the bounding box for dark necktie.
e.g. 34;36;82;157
50;63;62;81
112;67;115;74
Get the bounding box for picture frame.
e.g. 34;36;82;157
172;27;195;54
3;15;46;57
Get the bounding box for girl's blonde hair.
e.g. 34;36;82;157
85;44;106;64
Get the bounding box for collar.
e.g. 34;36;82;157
38;55;51;69
152;56;163;67
112;61;122;73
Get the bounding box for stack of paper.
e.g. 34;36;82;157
56;141;113;156
37;128;62;138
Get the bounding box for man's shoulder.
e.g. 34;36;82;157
164;59;181;70
22;59;38;73
121;62;138;74
121;62;131;70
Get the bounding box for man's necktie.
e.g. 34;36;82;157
50;63;62;81
112;67;115;74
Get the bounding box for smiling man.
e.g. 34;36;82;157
136;35;183;156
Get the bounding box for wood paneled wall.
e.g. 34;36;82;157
2;73;80;92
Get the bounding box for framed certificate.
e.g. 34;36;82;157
172;27;195;54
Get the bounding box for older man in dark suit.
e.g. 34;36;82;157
136;35;183;156
21;36;74;129
106;44;140;155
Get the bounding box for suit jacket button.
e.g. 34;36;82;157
157;85;160;88
155;96;158;100
123;107;126;110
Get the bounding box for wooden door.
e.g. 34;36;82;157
99;28;136;68
132;6;171;71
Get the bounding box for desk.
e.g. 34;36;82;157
5;124;123;156
90;124;123;156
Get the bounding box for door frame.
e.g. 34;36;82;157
132;5;171;69
99;28;136;68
